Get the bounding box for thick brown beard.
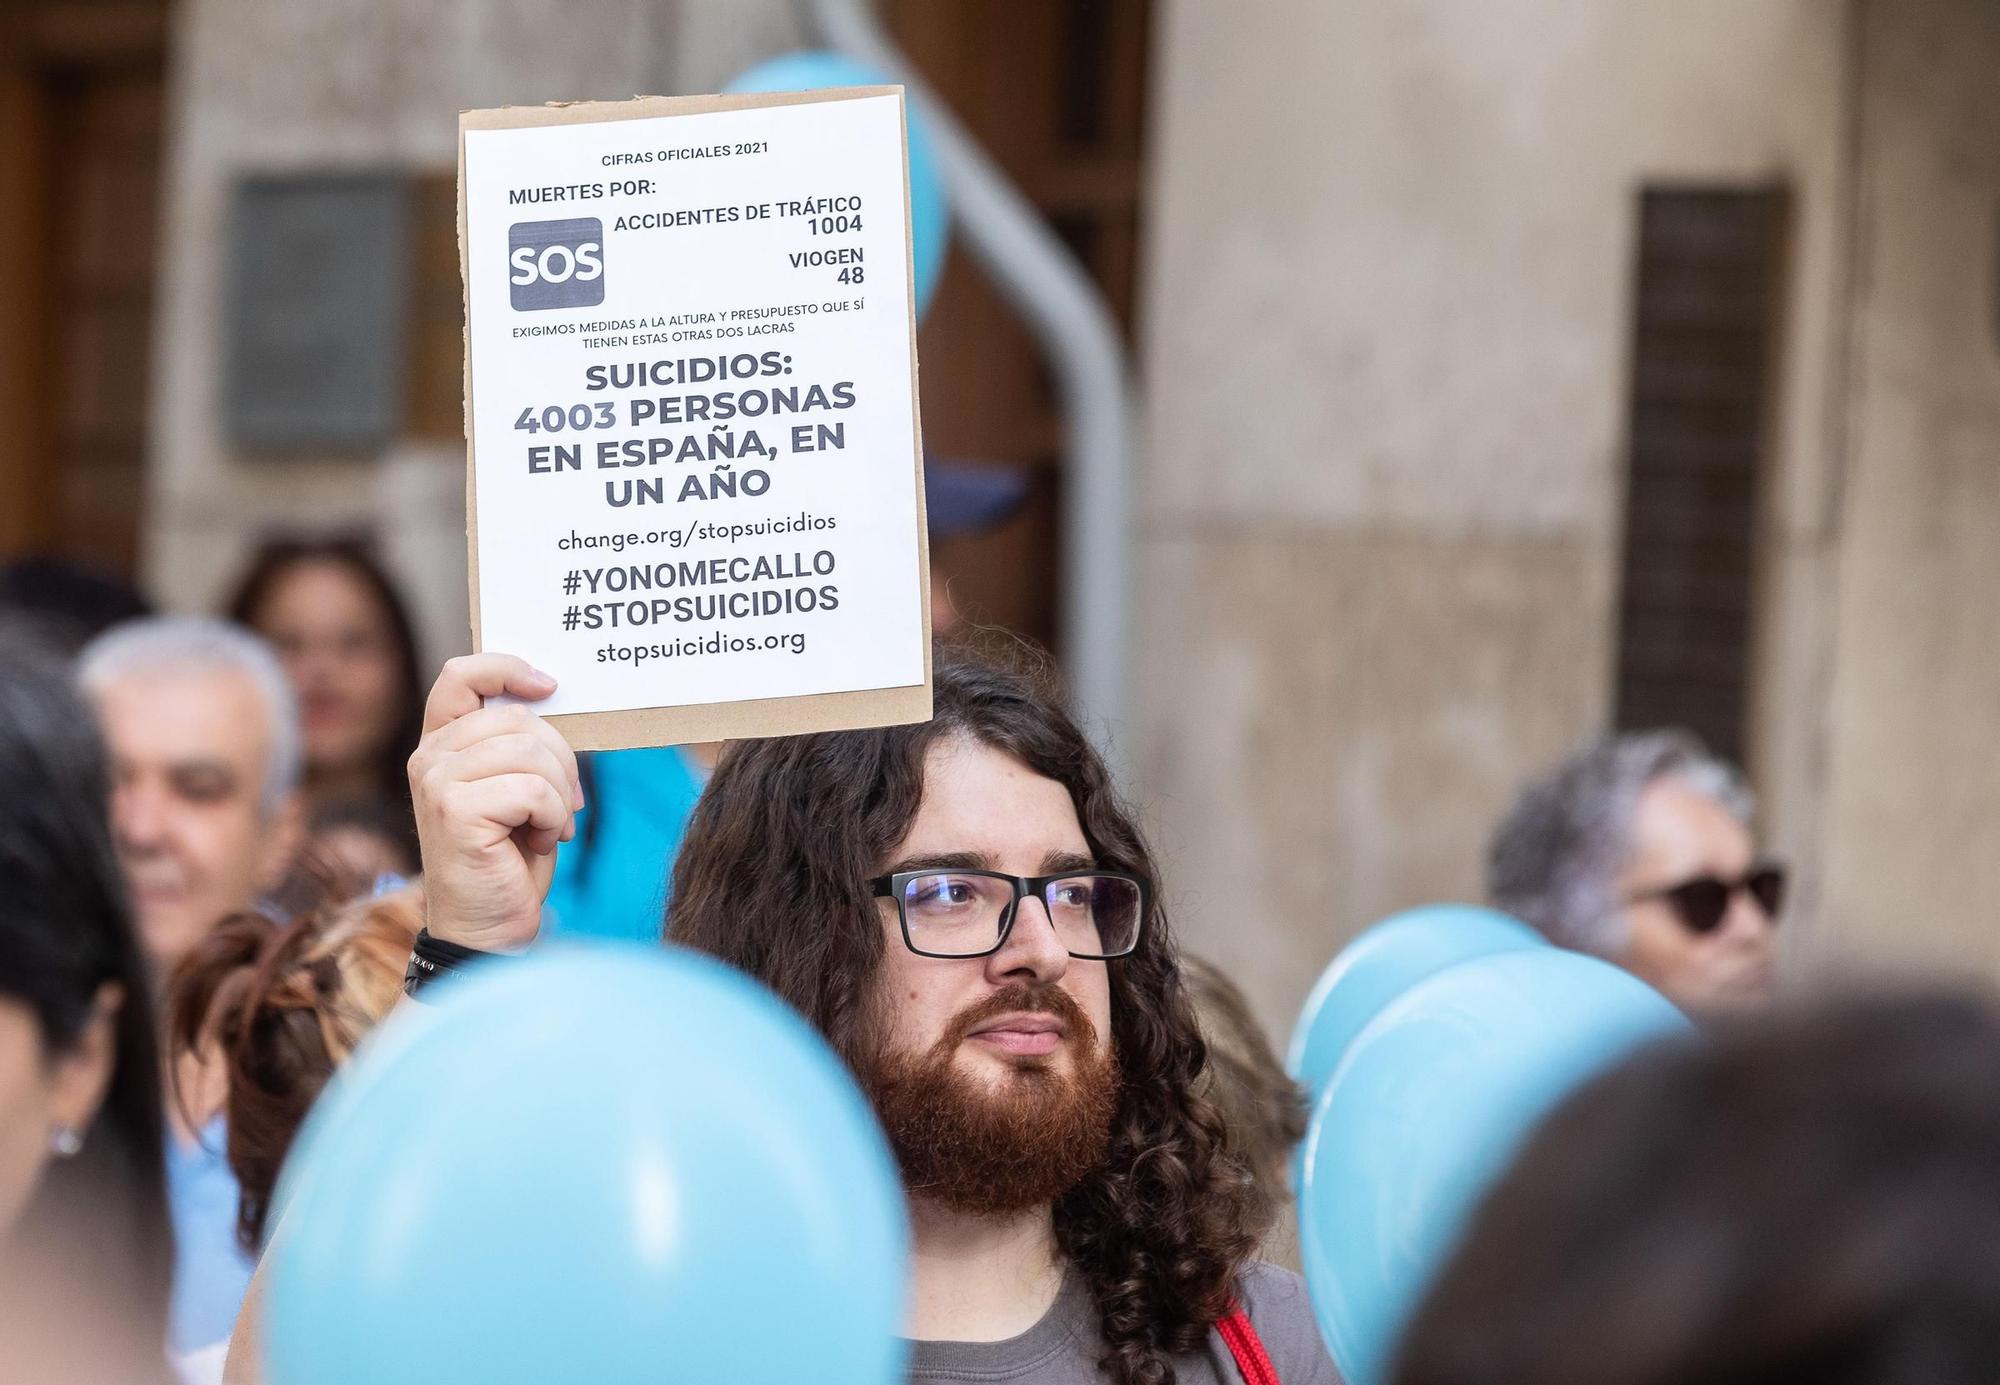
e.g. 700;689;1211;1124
858;983;1120;1217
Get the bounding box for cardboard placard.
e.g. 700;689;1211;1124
459;88;931;750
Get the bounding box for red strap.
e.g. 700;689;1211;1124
1216;1301;1281;1385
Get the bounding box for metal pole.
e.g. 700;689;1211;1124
809;0;1136;747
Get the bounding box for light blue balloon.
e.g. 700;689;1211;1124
725;51;950;316
266;945;908;1385
1298;949;1693;1385
1287;905;1544;1100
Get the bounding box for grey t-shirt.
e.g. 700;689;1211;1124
906;1260;1341;1384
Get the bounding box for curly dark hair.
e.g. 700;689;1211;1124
668;645;1260;1385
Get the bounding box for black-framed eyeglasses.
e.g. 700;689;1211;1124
1625;861;1787;936
869;868;1151;959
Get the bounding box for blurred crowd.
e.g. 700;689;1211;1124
0;523;1991;1385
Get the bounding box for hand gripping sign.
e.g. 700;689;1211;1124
459;88;931;749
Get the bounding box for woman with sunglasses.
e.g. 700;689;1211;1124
1488;729;1784;1018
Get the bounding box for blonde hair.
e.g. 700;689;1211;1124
166;884;422;1251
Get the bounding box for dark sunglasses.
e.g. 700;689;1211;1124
1627;862;1786;936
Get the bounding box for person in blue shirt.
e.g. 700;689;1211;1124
543;744;708;942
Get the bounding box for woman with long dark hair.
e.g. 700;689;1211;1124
225;537;425;828
0;638;174;1380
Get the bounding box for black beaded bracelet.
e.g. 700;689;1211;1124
402;927;510;1001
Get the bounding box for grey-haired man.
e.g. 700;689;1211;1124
79;617;304;977
79;616;309;1360
1489;730;1782;1017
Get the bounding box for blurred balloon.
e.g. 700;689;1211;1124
1298;948;1692;1385
1287;905;1544;1099
266;945;908;1385
726;51;950;316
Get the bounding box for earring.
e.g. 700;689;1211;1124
48;1126;84;1158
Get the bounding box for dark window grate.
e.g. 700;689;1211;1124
1612;187;1788;764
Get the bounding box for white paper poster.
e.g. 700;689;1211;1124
460;89;929;747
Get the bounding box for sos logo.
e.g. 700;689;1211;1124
508;218;605;310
